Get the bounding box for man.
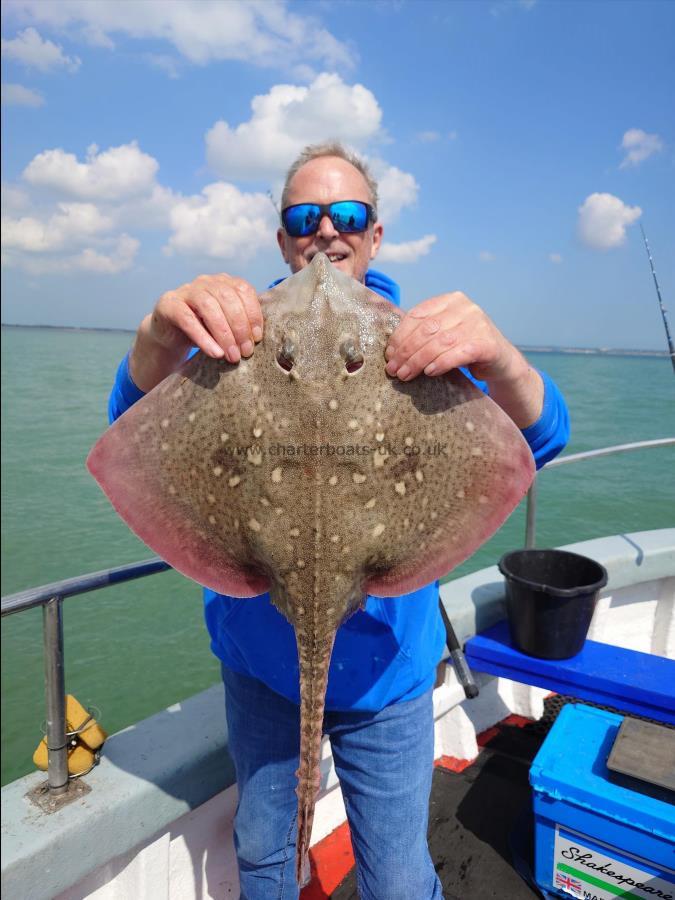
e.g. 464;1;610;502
109;142;569;899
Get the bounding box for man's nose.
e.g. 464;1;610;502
316;213;338;239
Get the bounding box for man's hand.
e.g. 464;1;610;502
129;273;263;393
385;292;544;429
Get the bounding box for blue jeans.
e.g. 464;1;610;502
222;664;443;900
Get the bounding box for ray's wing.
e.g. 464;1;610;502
365;371;534;596
87;353;269;597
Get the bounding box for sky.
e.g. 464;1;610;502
1;0;673;350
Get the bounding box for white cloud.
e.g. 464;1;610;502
3;234;139;274
4;1;352;72
1;184;31;211
145;53;182;80
1;82;45;107
206;73;383;181
373;162;418;224
1;27;80;72
549;253;562;264
378;235;437;263
2;202;113;252
165;182;276;260
619;128;664;168
479;250;496;262
577;193;641;250
22;141;159;200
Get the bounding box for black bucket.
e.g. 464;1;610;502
498;549;608;660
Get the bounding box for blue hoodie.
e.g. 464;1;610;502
109;269;570;711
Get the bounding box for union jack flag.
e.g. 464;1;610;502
555;871;582;894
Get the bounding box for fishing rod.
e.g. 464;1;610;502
438;597;479;699
640;224;675;374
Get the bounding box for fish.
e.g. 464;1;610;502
87;252;535;880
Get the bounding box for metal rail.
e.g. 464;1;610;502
1;438;673;794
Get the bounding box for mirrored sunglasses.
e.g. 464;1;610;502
281;201;376;237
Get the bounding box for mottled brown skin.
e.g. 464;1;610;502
87;253;535;881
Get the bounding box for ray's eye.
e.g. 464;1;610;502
340;338;364;374
276;335;296;372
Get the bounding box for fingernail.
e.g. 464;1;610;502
386;360;399;375
227;344;240;363
384;346;394;360
397;364;410;380
241;340;254;357
252;326;263;342
425;363;437;375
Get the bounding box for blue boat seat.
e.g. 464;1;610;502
464;620;675;725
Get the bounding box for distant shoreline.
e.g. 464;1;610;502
1;322;668;358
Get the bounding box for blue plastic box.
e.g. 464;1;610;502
530;704;675;900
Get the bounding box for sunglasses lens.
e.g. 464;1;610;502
330;201;369;232
282;204;320;237
282;202;372;236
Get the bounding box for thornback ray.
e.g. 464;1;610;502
87;253;535;880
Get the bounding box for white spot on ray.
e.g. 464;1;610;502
168;484;176;495
375;400;382;412
471;447;483;457
249;518;261;532
418;522;426;531
365;498;376;509
405;437;414;447
229;475;241;487
207;494;216;504
329;475;338;485
372;523;385;538
290;527;300;537
478;495;489;505
296;559;305;569
415;470;424;482
213;466;223;476
456;489;465;499
173;387;183;399
188;412;196;423
395;481;406;496
275;507;283;515
161;418;170;429
248;447;263;465
373;450;389;468
375;432;385;442
272;467;283;483
220;432;229;443
330;534;340;543
260;497;270;507
466;421;475;432
253;426;263;438
252;384;260;395
161;442;169;452
348;419;359;430
265;411;274;422
352;473;367;483
209;515;216;524
328;399;338;410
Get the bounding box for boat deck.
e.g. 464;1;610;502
311;695;672;900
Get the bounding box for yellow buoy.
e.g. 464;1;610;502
66;695;107;750
33;695;107;775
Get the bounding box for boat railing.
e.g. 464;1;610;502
2;437;674;798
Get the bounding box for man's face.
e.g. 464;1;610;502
277;156;384;283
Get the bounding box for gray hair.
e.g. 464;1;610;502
280;141;379;217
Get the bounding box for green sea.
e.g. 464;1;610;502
1;326;673;786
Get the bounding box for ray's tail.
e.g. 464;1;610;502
294;633;335;884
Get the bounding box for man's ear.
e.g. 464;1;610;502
277;227;289;264
370;221;384;260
